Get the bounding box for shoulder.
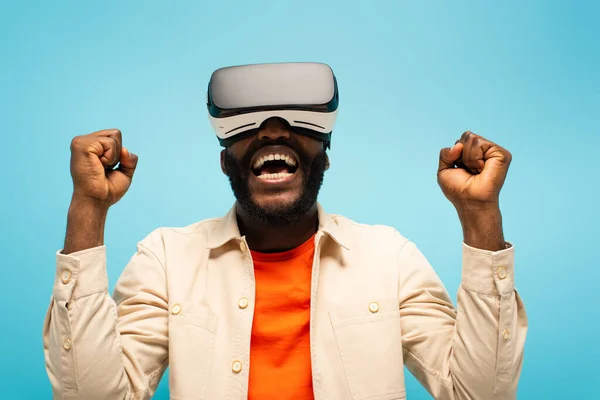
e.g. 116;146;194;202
325;212;412;252
144;217;221;239
135;216;225;259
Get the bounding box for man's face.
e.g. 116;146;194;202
221;118;329;226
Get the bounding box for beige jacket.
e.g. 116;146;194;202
43;204;527;400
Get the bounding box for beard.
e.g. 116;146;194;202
224;142;327;227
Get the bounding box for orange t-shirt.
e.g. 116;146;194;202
248;235;316;400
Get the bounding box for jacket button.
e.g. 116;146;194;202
61;269;72;284
63;338;72;351
497;266;508;280
171;304;182;315
238;297;249;309
232;360;242;373
368;302;379;313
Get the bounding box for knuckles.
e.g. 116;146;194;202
70;135;101;156
69;136;85;151
69;129;123;154
459;131;512;161
442;131;513;169
501;149;513;164
110;128;122;140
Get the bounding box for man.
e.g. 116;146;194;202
43;62;527;399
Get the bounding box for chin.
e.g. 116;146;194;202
252;193;299;214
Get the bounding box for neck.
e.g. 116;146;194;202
236;204;319;253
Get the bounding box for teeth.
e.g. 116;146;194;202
257;172;293;181
284;155;296;166
252;153;297;169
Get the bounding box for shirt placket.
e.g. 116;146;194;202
228;237;257;399
309;231;325;400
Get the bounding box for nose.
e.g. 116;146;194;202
257;117;291;142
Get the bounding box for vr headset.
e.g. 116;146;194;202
207;62;339;148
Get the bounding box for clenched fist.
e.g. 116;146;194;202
70;129;138;207
437;131;512;209
436;131;511;251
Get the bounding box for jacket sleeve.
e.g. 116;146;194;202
397;239;527;400
42;231;169;400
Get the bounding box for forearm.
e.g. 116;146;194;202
63;194;109;254
449;281;526;398
44;245;130;399
449;241;525;398
44;239;169;399
45;288;130;399
457;204;506;251
399;235;526;399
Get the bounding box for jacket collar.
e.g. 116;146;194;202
206;202;349;250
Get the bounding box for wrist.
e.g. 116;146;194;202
456;205;506;251
454;198;499;214
64;194;109;254
69;193;110;216
457;207;501;226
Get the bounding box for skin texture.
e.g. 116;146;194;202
220;118;329;252
63;125;510;255
437;131;512;251
64;129;137;254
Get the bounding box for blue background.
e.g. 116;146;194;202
1;1;598;398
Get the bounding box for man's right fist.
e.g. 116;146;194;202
69;129;138;207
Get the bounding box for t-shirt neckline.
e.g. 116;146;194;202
250;234;316;262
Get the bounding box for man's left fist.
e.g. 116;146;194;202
437;131;512;209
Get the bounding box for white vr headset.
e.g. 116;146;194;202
207;62;339;148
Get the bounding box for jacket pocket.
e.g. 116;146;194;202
168;301;218;399
329;297;406;400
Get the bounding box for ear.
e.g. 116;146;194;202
324;153;330;171
220;149;228;176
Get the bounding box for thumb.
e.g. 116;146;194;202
438;142;463;173
117;147;139;179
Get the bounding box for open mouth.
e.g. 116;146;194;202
251;152;299;181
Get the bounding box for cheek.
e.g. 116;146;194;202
224;145;250;171
227;140;251;160
223;153;242;178
297;136;324;152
